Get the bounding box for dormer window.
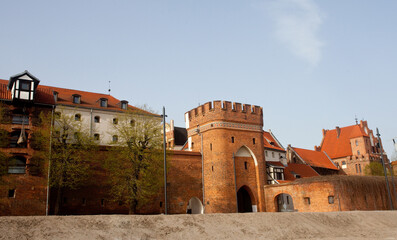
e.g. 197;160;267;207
73;94;81;104
8;71;40;101
121;101;128;110
100;98;108;108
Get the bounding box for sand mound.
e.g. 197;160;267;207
1;211;397;240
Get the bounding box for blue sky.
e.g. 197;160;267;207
1;0;397;158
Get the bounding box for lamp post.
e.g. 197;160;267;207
162;107;167;214
376;128;394;210
196;125;205;213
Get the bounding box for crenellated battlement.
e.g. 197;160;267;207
185;100;263;129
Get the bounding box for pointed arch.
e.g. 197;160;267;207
235;145;258;166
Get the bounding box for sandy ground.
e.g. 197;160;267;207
1;211;397;240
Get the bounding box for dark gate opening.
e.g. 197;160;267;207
237;187;252;213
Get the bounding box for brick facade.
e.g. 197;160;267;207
186;101;266;213
264;176;397;212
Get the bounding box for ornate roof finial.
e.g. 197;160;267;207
355;115;358;125
108;81;111;95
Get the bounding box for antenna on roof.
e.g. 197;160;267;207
355;115;358;125
108;81;111;95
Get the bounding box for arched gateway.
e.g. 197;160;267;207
237;186;254;212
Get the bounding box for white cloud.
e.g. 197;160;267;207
266;0;324;66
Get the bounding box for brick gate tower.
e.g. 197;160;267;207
185;101;266;213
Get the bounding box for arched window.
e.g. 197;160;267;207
8;156;26;174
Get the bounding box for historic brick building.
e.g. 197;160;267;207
185;101;266;213
1;71;395;216
317;121;387;175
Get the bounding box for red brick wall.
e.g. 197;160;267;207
264;176;397;212
0;103;52;216
56;150;203;215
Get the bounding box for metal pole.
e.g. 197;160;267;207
233;152;239;213
376;128;394;210
198;126;205;213
162;107;167;214
46;107;54;216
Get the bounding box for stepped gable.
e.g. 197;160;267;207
186;100;263;129
320;124;369;159
292;147;338;170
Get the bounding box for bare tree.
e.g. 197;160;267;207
104;108;164;214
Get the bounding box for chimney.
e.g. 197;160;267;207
314;146;321;151
336;126;340;138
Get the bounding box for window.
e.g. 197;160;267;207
304;197;311;205
82;198;86;206
19;81;30;91
355;140;359;146
75;114;81;121
8;189;15;198
210;143;212;151
272;152;275;158
113;118;118;124
357;150;360;156
100;98;108;107
355;164;358;173
212;166;214;172
130;120;135;126
72;95;81;104
231;137;234;143
191;142;194;149
121;101;128;110
101;199;105;207
55;112;61;118
265;151;268;157
328;196;335;204
10;131;27;148
359;164;362;173
112;135;118;143
244;161;248;170
253;138;256;145
12;115;29;125
341;161;347;169
94;134;100;141
94;116;100;123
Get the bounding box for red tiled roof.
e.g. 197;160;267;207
284;163;319;181
0;79;155;115
266;161;285;167
320;125;368;159
263;131;285;152
292;147;338;170
0;79;55;105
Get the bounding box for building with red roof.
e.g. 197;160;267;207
287;146;339;176
318;121;387;175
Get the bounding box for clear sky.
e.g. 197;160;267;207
1;0;397;158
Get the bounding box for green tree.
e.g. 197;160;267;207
104;108;164;214
364;161;389;176
36;109;97;214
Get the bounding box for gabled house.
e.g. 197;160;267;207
318;121;387;175
287;146;339;175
